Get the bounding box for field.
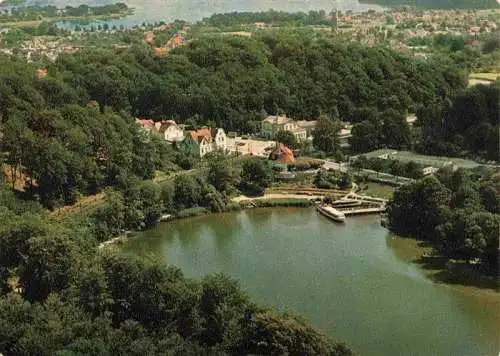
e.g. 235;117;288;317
361;149;482;169
359;182;395;199
468;72;500;81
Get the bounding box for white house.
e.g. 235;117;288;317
261;115;307;141
213;127;227;151
159;120;184;143
199;136;213;157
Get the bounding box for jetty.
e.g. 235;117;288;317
319;192;387;222
342;206;386;216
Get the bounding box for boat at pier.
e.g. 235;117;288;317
316;205;346;223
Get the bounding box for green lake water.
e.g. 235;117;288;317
121;208;500;356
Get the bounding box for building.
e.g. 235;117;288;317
296;120;317;138
188;128;213;157
135;118;155;132
212;127;227;152
261;115;307;141
181;127;228;157
159;120;185;143
269;143;295;164
422;166;439;176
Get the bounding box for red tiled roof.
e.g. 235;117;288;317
135;118;154;130
36;68;48;78
269;143;295;164
189;128;212;141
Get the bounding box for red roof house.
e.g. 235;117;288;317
269;143;295;164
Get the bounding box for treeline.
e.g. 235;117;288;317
359;0;499;9
416;82;499;161
351;156;424;179
203;10;332;27
387;167;500;275
64;3;129;17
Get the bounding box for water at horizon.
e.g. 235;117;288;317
22;0;384;27
122;208;500;356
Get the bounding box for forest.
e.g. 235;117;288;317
52;31;466;140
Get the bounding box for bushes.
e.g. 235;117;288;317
288;157;325;171
352;155;424;179
314;169;352;190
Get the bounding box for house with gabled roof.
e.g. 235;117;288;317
176;127;228;157
159;120;185;143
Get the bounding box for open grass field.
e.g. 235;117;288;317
469;72;500;81
359;182;395;199
362;149;482;169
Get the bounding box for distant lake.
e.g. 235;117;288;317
23;0;383;27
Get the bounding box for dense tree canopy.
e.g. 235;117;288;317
416;82;499;161
387;168;500;274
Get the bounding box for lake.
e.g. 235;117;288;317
121;208;500;356
23;0;383;27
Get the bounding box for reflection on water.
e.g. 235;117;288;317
122;208;500;356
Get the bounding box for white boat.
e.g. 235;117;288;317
316;205;346;223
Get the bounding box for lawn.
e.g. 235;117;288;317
468;72;500;81
359;182;395;199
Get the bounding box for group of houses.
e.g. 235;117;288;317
135;113;352;159
135;118;226;157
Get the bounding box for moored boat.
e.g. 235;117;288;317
316;204;346;223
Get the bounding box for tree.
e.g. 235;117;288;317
240;158;272;196
275;130;298;149
20;233;84;302
350;120;379;153
0;214;50;269
236;310;353;356
387;176;451;239
381;109;411;149
199;274;248;346
91;189;126;241
174;174;202;210
207;153;236;194
312;115;341;157
479;183;500;214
